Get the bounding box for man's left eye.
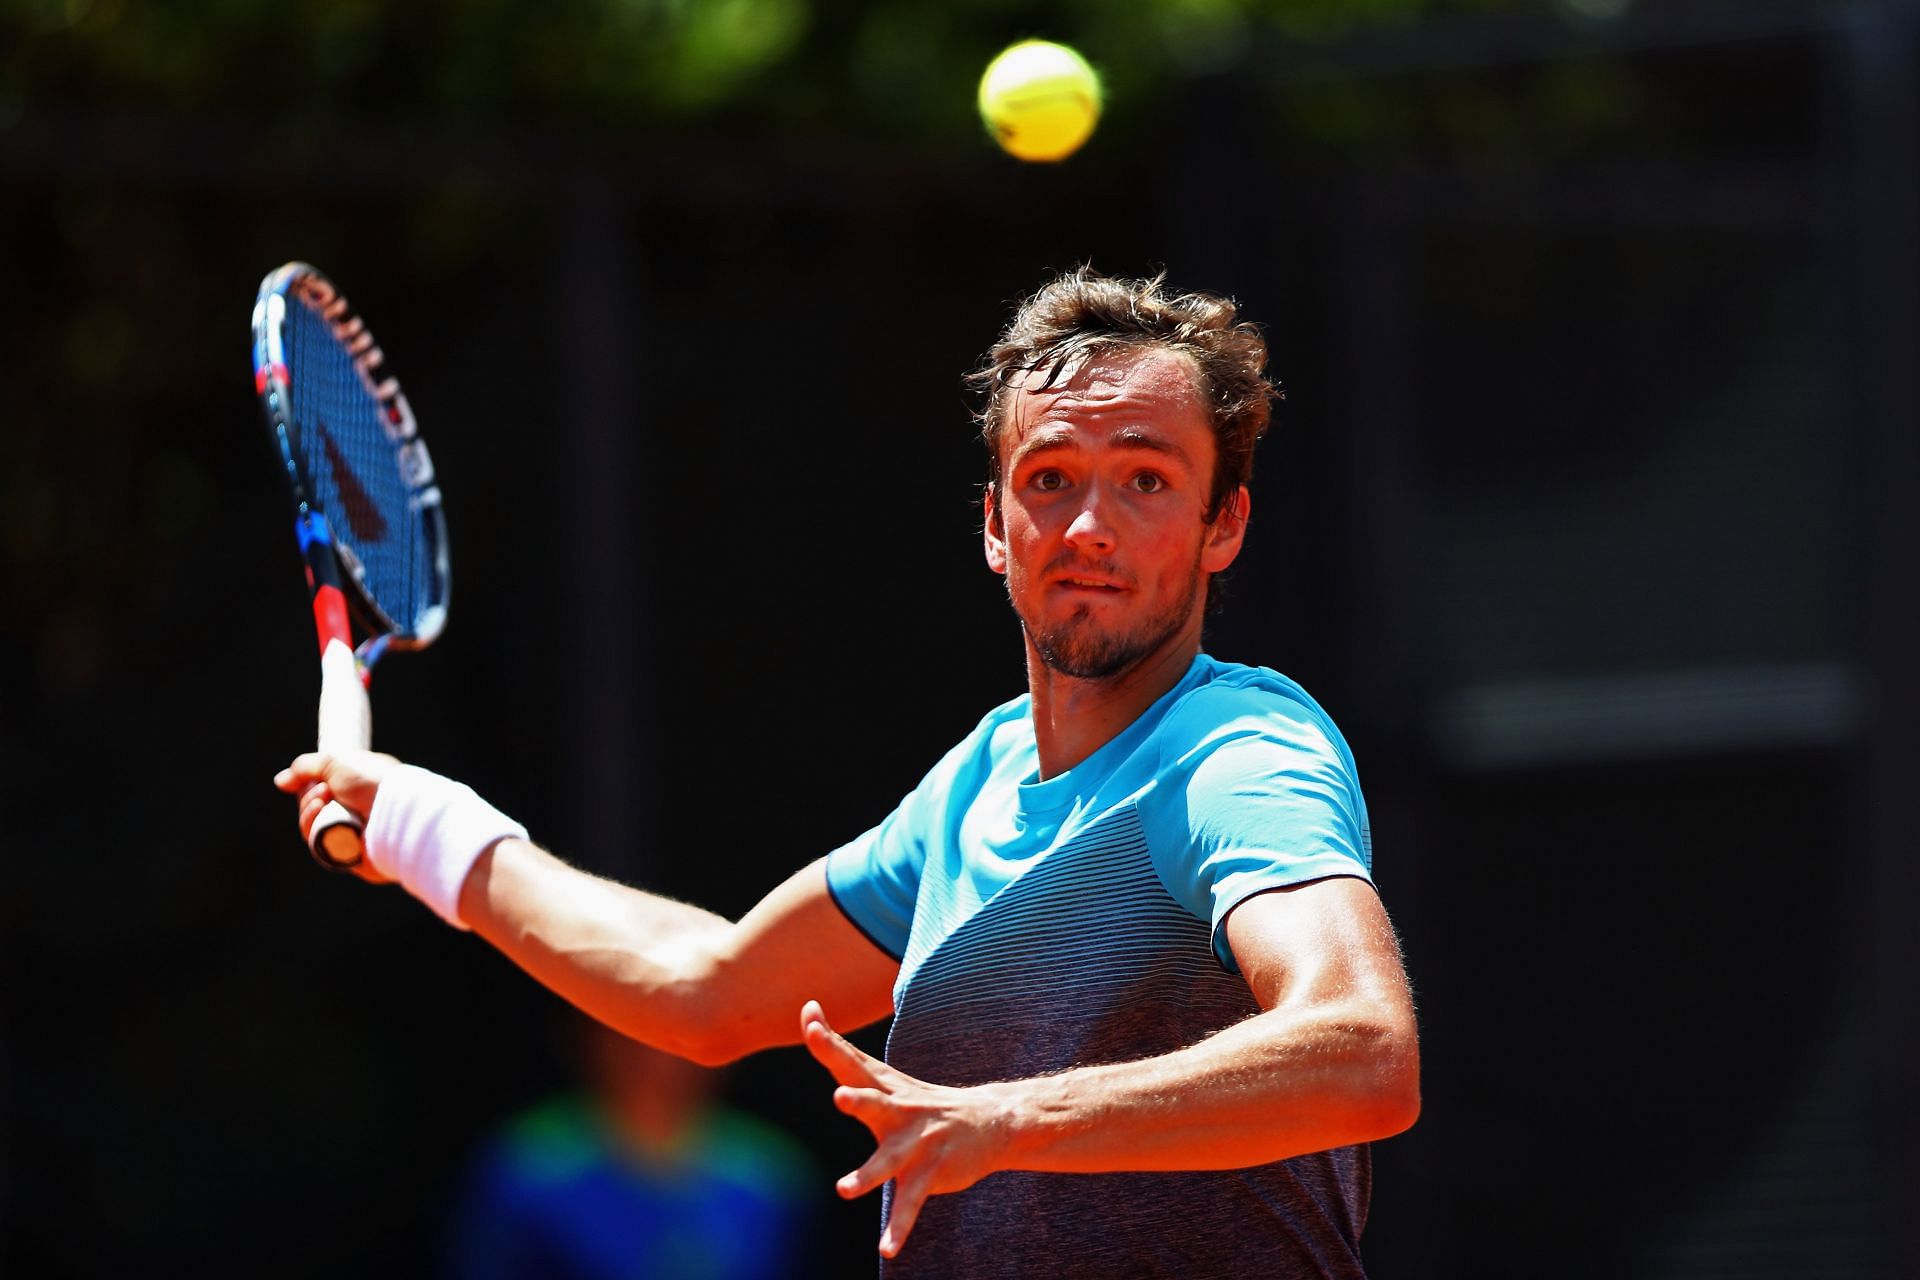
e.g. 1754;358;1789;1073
1133;473;1165;493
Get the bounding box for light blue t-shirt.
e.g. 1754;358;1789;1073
827;651;1372;984
824;653;1378;1278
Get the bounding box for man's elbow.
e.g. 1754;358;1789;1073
677;1033;753;1069
1362;1072;1421;1142
1356;1022;1421;1141
649;962;776;1067
632;1007;758;1067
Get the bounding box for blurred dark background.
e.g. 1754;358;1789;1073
3;0;1916;1275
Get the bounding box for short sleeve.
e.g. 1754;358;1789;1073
825;779;933;962
1143;689;1373;973
824;702;1024;962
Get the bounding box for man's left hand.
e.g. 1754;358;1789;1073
801;1000;1012;1259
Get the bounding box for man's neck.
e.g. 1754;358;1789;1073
1025;629;1202;780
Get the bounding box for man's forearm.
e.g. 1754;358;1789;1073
276;753;900;1064
804;964;1419;1259
457;843;901;1066
991;998;1420;1174
457;838;739;1062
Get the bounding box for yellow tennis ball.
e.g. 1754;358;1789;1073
978;40;1102;163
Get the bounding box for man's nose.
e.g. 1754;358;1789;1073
1063;488;1116;552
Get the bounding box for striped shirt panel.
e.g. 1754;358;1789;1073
880;804;1369;1279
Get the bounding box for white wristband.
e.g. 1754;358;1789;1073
364;765;528;929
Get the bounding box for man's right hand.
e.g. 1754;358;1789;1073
274;751;402;881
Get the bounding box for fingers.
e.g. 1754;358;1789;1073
799;998;827;1037
802;996;952;1258
277;749;397;822
834;1085;889;1124
292;781;388;882
880;1165;935;1259
274;752;333;794
802;1002;883;1088
276;754;394;885
835;1113;908;1199
296;782;333;842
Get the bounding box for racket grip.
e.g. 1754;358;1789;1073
312;636;373;871
311;802;366;869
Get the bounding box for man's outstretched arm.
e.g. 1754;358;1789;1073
460;836;899;1064
276;750;900;1066
802;875;1418;1259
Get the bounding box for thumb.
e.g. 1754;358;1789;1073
275;752;336;793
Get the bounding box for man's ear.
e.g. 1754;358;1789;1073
983;483;1008;575
1200;486;1250;574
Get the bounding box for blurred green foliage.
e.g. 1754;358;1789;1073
0;0;1581;138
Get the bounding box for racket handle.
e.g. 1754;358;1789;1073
312;636;373;871
311;802;366;869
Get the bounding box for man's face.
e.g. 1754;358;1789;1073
984;346;1247;680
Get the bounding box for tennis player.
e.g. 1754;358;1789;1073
277;268;1419;1278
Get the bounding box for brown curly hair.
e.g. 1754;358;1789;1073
969;266;1278;523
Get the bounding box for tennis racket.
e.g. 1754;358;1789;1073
252;262;450;870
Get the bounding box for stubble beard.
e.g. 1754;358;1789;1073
1012;559;1205;680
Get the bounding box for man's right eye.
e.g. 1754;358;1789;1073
1033;470;1066;491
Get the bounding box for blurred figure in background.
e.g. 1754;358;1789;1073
446;1014;818;1280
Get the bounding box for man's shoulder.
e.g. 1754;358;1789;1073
1161;656;1341;743
918;690;1033;791
977;687;1033;732
960;686;1039;752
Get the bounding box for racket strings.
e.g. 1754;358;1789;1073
286;300;429;631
